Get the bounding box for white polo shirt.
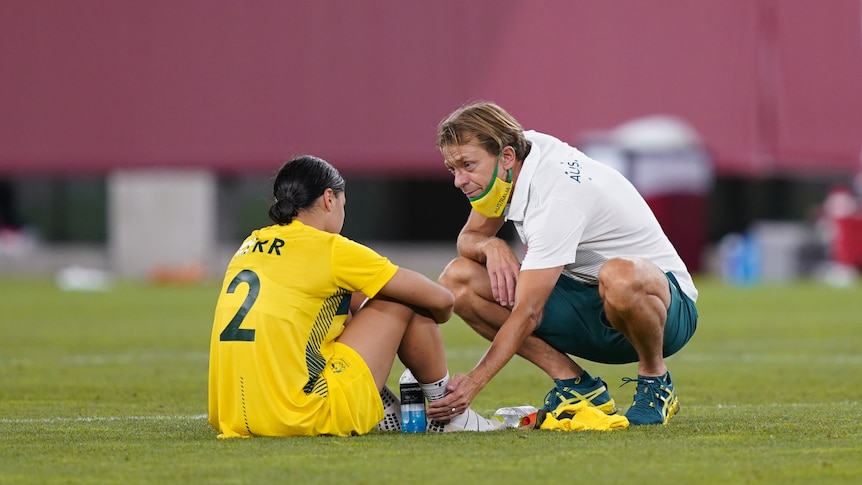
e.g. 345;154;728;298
506;130;698;302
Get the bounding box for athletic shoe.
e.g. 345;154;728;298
622;372;680;425
541;375;618;415
376;385;402;432
426;408;505;432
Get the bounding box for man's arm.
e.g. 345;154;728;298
456;211;521;307
455;210;507;263
428;266;563;416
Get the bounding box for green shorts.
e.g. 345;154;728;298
534;272;697;364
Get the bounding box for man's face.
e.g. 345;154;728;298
441;139;498;198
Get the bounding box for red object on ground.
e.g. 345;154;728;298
833;215;862;269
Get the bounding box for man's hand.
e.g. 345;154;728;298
426;373;482;421
455;210;516;306
482;238;520;307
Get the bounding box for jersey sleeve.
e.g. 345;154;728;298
520;196;587;271
330;236;399;297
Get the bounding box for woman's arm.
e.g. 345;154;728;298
376;268;454;323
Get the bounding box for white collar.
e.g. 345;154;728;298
506;130;541;223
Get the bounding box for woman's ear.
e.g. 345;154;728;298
321;188;335;212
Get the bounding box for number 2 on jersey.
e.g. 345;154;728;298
219;269;260;342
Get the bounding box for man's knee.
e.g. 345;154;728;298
438;257;493;318
438;257;481;292
598;257;640;296
599;257;670;311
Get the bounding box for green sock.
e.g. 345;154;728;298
554;370;596;389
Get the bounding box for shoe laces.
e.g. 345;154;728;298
620;376;671;407
542;387;559;408
543;378;607;409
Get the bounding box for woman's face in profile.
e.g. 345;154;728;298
327;190;346;234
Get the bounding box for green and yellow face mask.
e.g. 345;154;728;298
468;161;513;219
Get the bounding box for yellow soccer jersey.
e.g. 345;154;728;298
208;221;399;437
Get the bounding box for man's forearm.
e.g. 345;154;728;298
456;231;499;263
468;310;538;391
455;212;507;263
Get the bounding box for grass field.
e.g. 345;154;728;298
1;276;860;484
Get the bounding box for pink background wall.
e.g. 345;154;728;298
1;0;860;177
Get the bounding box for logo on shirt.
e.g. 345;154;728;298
562;159;582;182
234;237;257;256
330;358;348;374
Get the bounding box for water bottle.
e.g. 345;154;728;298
740;234;760;284
493;405;538;428
399;369;426;433
719;232;760;286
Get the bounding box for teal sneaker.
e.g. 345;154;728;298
540;372;617;415
622;372;680;425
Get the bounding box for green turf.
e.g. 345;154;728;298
1;277;860;484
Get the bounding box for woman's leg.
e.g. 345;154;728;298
337;296;412;390
340;295;503;432
338;295;447;390
395;311;448;385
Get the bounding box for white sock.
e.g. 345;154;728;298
419;372;449;403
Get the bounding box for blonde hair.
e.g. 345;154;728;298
436;101;529;159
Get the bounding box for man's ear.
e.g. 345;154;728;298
501;145;518;169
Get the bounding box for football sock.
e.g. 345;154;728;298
418;372;473;427
555;370;597;389
419;372;450;403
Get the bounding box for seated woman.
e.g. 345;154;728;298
208;155;502;437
